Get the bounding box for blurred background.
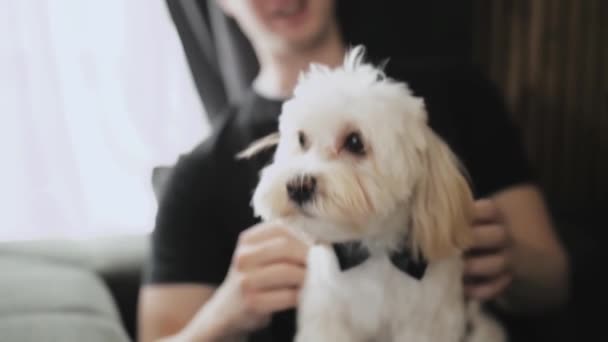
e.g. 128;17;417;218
0;0;605;341
0;0;207;241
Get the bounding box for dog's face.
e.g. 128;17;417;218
251;75;427;240
241;47;474;260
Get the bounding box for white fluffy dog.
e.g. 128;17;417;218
239;46;505;342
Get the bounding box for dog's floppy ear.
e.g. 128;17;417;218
236;132;280;159
410;128;474;261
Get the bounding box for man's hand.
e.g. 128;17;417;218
464;199;513;301
178;223;310;341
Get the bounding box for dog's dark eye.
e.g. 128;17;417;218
344;132;365;155
298;131;307;149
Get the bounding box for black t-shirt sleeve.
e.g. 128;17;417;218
144;138;235;286
454;68;534;198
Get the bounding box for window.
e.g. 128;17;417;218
0;0;207;240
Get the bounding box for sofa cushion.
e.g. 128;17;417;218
0;256;129;342
0;235;148;339
0;314;128;342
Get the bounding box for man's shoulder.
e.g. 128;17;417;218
181;90;280;167
384;58;491;95
160;108;245;200
178;109;243;169
383;58;506;127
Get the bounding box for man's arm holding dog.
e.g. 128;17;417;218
464;184;570;313
138;284;219;342
138;224;308;342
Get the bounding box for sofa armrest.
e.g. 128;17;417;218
0;234;149;340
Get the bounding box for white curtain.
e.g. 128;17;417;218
0;0;208;240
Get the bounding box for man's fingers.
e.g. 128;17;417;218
469;224;509;251
464;273;512;301
473;199;500;224
464;253;509;278
239;222;298;244
235;236;308;271
240;263;306;291
244;288;299;315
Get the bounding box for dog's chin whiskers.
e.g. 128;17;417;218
297;205;315;218
279;205;298;218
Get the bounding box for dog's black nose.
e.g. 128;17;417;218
287;175;316;205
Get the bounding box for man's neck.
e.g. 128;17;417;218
253;24;345;100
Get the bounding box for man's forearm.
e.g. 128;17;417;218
498;245;570;314
172;301;247;342
490;185;571;314
164;329;247;342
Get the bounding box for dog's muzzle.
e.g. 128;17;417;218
286;174;316;205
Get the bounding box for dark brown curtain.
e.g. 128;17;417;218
473;0;607;215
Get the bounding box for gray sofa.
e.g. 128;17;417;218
0;235;147;342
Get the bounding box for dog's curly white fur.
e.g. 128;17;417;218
241;46;505;342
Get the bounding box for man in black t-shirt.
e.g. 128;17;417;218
138;1;569;341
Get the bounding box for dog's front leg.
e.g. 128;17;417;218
294;320;356;342
294;245;361;342
295;298;358;342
